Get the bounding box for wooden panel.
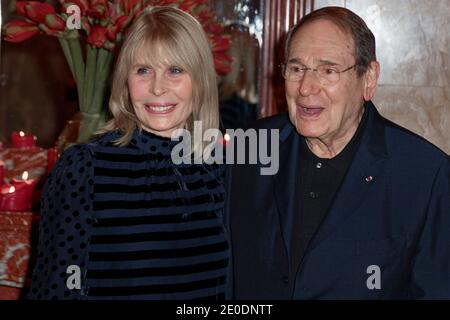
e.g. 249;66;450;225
259;0;315;117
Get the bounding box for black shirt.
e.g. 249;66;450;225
290;107;369;276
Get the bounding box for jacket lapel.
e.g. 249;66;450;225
306;102;388;252
273;122;302;261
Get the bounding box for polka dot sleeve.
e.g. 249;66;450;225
28;144;94;300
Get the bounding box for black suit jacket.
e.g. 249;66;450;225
225;102;450;299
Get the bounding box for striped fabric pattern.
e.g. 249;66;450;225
84;130;229;299
28;129;229;300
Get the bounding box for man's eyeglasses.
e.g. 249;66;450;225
280;63;356;85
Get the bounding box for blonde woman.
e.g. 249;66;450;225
29;6;229;300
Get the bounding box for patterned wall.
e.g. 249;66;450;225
315;0;450;154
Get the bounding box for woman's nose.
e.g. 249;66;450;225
149;74;168;96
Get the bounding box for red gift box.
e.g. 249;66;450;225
0;148;47;183
0;211;40;300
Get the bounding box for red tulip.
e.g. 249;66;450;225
87;25;108;48
195;10;214;25
45;14;66;31
107;15;129;41
108;0;119;19
87;0;108;19
179;0;208;13
156;0;179;6
214;51;233;63
23;1;56;24
106;25;116;41
118;14;130;28
123;0;142;15
4;20;40;43
214;52;232;76
214;63;232;76
39;24;64;37
205;23;223;34
8;0;233;78
82;17;91;33
209;35;232;52
103;40;116;51
61;0;89;15
15;1;28;16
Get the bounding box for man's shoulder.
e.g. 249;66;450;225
381;116;448;162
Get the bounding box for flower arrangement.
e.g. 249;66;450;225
4;0;232;144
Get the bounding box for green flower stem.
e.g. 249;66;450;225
76;48;113;143
77;112;101;144
67;38;85;109
91;48;113;114
83;45;97;113
61;40;113;143
58;38;75;80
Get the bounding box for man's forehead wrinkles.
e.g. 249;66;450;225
288;42;355;65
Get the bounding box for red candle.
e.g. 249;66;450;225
47;148;58;173
0;184;31;211
11;171;37;211
11;131;36;149
0;161;4;185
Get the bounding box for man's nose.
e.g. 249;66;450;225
149;74;168;96
298;70;321;96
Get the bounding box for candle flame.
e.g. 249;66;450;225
19;131;25;137
224;133;231;142
22;171;29;180
9;186;15;193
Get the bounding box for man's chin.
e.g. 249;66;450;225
295;125;325;140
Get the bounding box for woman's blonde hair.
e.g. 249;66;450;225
100;6;219;156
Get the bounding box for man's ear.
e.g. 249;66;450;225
363;61;380;101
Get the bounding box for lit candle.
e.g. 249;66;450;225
47;148;58;173
0;184;30;211
0;160;4;185
11;171;37;211
11;131;36;149
12;171;37;187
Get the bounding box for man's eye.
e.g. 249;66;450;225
288;65;303;73
323;68;338;75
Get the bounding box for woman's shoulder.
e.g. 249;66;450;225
91;130;123;143
49;140;100;184
56;143;93;173
58;130;123;163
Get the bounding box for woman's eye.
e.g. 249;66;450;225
137;67;150;75
168;66;184;75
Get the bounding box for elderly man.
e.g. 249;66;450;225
226;6;450;299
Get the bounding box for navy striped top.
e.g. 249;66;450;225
28;129;229;300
